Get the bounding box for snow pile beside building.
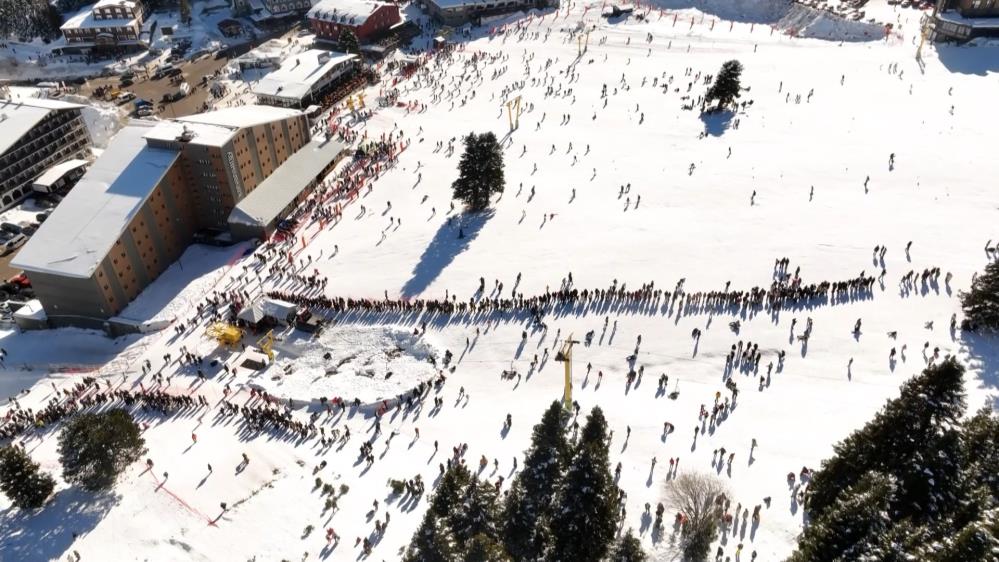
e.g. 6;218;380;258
777;3;886;41
651;0;886;41
254;326;441;404
76;99;125;149
116;243;251;325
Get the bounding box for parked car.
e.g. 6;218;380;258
1;223;22;234
120;71;135;81
120;78;134;87
36;212;50;223
2;233;26;253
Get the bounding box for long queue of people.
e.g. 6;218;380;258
266;269;878;323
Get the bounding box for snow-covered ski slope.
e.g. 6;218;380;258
2;0;999;560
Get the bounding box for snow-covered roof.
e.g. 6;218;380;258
426;0;504;9
251;49;357;102
0;98;84;158
237;297;298;323
229;136;346;227
31;158;89;189
13;299;46;321
936;10;999;29
93;0;138;9
60;6;138;30
174;105;306;129
307;0;390;26
12;121;180;279
144;120;238;147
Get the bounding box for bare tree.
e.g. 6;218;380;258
663;472;729;561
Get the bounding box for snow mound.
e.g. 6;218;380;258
61;94;124;149
649;0;885;41
253;326;441;404
777;3;886;41
650;0;795;24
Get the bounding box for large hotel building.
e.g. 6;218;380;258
12;106;310;327
0;98;92;210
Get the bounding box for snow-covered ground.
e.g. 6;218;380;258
2;0;999;561
254;326;442;404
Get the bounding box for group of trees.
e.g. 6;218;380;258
788;357;999;561
0;409;145;510
452;132;505;212
0;0;63;42
405;403;645;562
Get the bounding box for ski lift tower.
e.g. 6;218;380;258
554;334;580;411
506;95;522;131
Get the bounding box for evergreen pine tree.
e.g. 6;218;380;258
502;401;570;560
404;511;459;562
0;446;56;509
932;509;999;562
611;529;647;562
58;409;146;491
451;132;505;212
788;472;897;562
548;406;620;562
704;60;743;112
455;477;502;544
806;358;966;520
431;463;473;532
960;260;999;330
339;29;361;55
465;532;512;562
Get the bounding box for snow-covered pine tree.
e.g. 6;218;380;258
930;508;999;562
611;528;647;562
548;406;620;562
451;132;505;212
454;477;502;545
501;401;570;560
465;532;512;562
339;29;361;55
403;511;459;562
704;60;743;112
0;446;55;509
960;260;999;330
57;409;146;491
404;464;472;562
788;472;898;562
806;357;966;521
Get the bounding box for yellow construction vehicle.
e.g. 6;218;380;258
207;323;243;347
257;330;274;361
